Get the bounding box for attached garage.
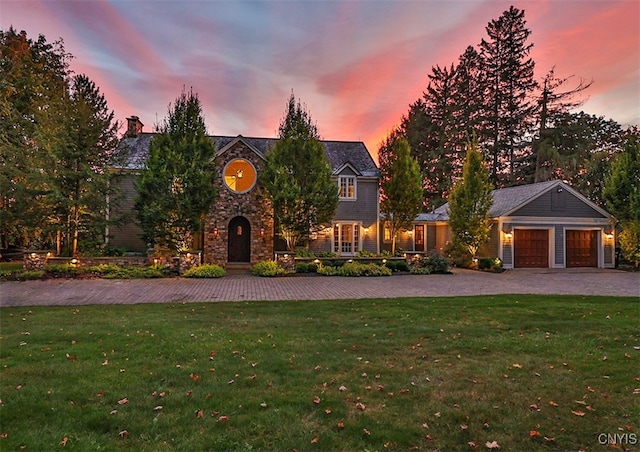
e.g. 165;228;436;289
566;230;598;267
514;229;549;268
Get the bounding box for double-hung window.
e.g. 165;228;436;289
339;176;356;200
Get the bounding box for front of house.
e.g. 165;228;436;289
392;180;616;269
110;116;380;266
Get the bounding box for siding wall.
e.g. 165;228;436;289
109;172;146;252
512;190;606;218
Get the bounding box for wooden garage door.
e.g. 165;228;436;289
566;230;598;267
514;229;549;268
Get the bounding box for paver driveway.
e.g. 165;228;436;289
1;268;637;307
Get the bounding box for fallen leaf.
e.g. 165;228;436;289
195;409;204;418
118;398;128;405
363;428;371;435
153;406;163;411
337;421;344;429
572;410;586;416
544;436;555;443
190;373;200;382
529;430;540;439
548;401;558;407
311;437;319;444
400;388;410;395
460;424;468;430
512;363;522;368
0;433;7;439
110;409;117;415
260;402;268;408
218;415;229;422
313;396;321;405
485;440;500;449
60;437;68;446
339;385;348;392
324;408;332;415
119;430;128;438
468;441;479;449
356;402;366;411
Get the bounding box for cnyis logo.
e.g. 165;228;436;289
598;433;638;445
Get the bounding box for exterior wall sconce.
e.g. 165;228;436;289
213;227;219;238
504;231;513;239
364;227;370;234
606;233;614;240
407;230;413;236
260;227;265;237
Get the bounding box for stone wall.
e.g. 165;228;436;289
203;140;274;266
47;256;148;268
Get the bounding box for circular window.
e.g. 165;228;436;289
223;159;257;193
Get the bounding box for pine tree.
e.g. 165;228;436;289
479;6;537;185
379;136;423;254
259;93;338;250
135;88;217;251
448;142;494;257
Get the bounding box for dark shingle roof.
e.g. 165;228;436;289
430;180;597;220
115;134;379;177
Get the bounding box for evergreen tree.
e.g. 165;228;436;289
46;74;121;255
379;136;423;254
259;93;338;250
448;142;494;257
479;5;537;185
135;88;217;251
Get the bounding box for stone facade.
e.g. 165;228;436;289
203;139;275;266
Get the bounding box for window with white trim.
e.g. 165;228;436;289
339;176;356;199
333;223;361;255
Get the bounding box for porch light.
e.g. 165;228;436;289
606;233;614;240
213;227;219;238
504;231;513;239
407;230;413;235
260;227;265;237
364;227;369;234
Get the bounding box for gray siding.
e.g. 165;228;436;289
334;177;378;226
478;222;499;257
512;190;607;218
109;172;146;252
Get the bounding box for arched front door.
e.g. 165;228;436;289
228;216;251;262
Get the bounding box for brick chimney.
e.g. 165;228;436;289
125;116;144;137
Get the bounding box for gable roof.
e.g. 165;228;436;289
115;133;379;177
429;180;612;220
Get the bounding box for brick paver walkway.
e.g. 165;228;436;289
1;268;637;307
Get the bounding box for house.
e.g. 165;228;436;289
391;180;616;269
109;116;380;266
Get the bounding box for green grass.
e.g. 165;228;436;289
1;295;638;451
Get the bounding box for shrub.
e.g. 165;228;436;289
16;270;45;280
478;257;494;270
333;259;346;268
411;251;452;274
318;251;338;258
251;260;286;277
295;262;309;273
386;260;409;272
318;262;391;277
97;265;163;279
357;250;376;257
294;248;316;258
410;266;431;275
307;262;318;273
182;264;226;278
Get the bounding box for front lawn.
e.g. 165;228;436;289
0;296;637;450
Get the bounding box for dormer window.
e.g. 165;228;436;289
339;176;356;200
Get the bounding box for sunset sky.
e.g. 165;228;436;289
2;0;639;156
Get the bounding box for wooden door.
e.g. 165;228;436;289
566;230;598;267
228;217;251;262
514;229;549;268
